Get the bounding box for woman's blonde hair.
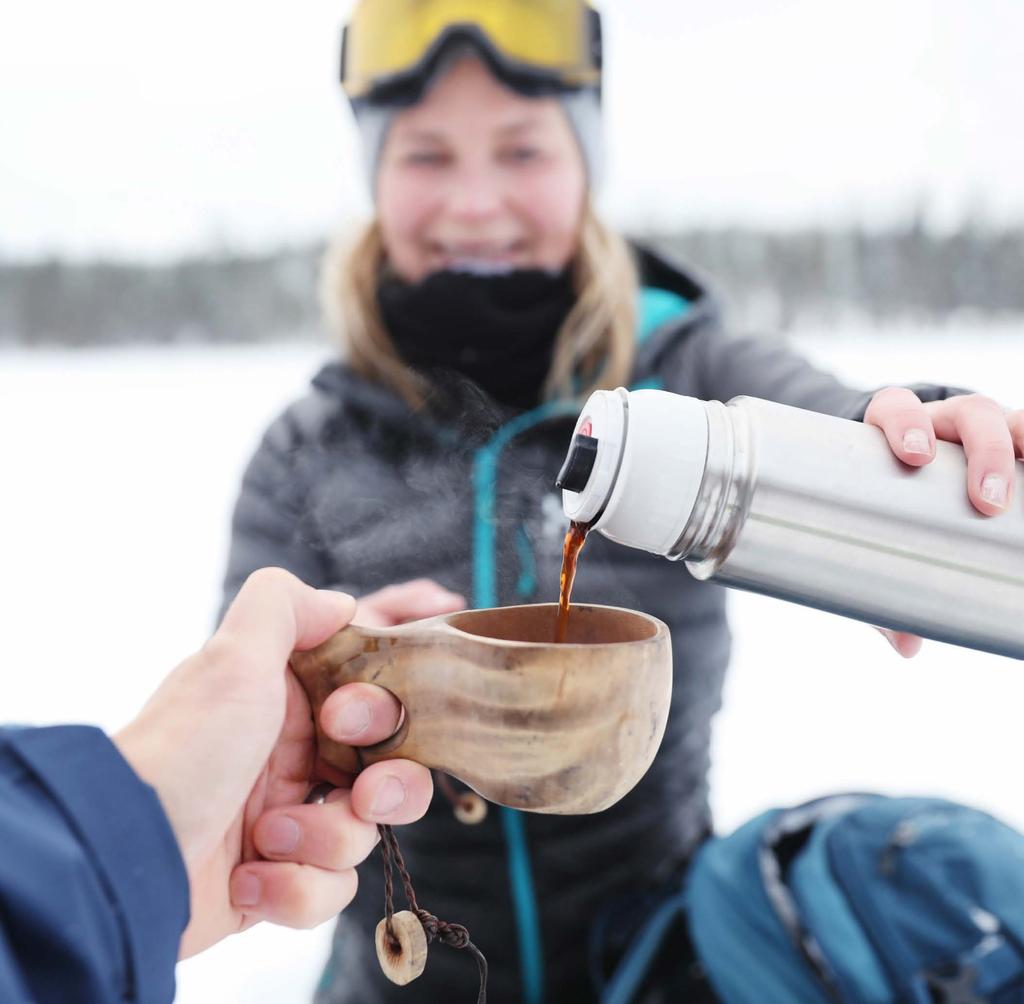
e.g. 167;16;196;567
320;204;638;409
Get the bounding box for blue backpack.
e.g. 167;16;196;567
600;794;1024;1004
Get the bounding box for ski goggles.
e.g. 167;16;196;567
341;0;602;104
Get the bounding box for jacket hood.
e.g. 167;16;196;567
630;243;719;376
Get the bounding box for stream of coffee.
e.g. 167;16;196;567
555;520;591;643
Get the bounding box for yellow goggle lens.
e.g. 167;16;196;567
343;0;599;98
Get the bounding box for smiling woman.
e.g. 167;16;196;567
326;51;638;411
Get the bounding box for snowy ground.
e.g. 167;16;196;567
1;325;1023;1002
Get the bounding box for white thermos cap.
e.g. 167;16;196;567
559;389;711;557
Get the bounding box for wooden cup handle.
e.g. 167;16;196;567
289;621;423;776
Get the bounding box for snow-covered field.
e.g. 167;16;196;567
1;326;1023;1002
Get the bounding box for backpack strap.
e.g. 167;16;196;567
758;795;875;1002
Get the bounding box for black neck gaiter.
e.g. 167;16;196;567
378;267;576;411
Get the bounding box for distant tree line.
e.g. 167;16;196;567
1;220;1022;346
657;220;1024;332
0;250;321;347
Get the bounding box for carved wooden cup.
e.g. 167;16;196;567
290;603;672;815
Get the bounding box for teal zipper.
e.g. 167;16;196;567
472;399;579;1004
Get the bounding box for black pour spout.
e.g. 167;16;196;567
555;433;599;493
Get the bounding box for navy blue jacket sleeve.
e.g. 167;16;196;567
0;726;190;1003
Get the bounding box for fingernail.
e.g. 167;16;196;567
371;775;407;817
902;428;931;455
981;474;1008;508
262;815;300;855
233;871;261;908
334;698;371;740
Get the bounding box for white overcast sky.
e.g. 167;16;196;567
1;0;1022;259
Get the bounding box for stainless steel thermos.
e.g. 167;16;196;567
556;388;1024;660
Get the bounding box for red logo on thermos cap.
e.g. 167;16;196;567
579;418;593;437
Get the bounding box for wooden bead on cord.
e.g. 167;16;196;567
454;793;488;825
375;910;428;985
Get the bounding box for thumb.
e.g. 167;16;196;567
215;569;356;677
